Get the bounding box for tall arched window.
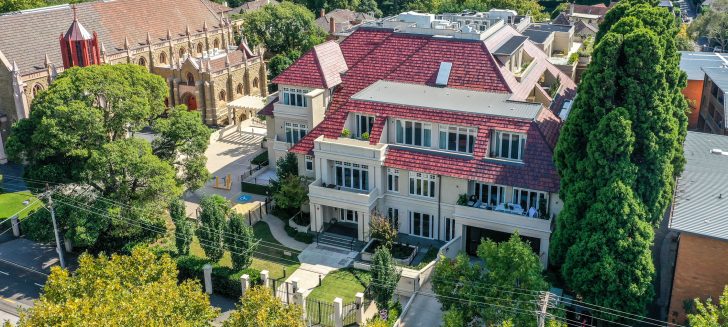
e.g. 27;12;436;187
32;83;44;97
236;83;244;95
138;57;147;66
159;52;167;64
179;47;187;57
186;72;195;85
252;77;259;89
218;90;226;101
213;38;220;49
197;42;204;54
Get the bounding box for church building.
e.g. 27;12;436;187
0;0;269;149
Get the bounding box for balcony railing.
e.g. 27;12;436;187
308;179;377;207
453;203;552;234
459;200;549;220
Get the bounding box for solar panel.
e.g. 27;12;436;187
435;62;452;86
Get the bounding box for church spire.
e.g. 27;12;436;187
59;6;101;69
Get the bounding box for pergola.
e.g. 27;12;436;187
226;95;267;129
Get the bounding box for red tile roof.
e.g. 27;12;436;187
258;96;277;116
271;40;347;89
285;28;566;192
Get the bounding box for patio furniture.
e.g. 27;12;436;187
495;203;506;212
473;200;482;208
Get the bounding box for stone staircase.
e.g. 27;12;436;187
317;232;366;252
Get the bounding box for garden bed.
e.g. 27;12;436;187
361;239;418;266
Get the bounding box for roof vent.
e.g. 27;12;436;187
435;62;452;86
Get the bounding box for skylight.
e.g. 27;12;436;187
435;62;452;86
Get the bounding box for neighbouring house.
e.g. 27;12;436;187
553;2;616;40
316;9;375;41
667;131;728;324
260;11;577;267
679;51;727;130
0;0;268;151
228;0;278;15
696;67;728;134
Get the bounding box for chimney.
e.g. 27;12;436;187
329;17;335;34
320;8;325;18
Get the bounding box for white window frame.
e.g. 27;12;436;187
305;155;313;171
387;208;400;231
409;172;436;198
472;181;506;207
395;119;432;147
284;122;307;144
281;87;308;107
512;188;548;216
439;125;476;154
355;114;375;138
339;209;359;223
409;211;434;239
492;131;526;161
444;217;455;241
334;161;369;191
387;168;399;193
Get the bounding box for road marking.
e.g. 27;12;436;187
0;296;15;304
34;283;44;288
0;271;8;276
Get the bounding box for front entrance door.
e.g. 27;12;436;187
339;209;358;223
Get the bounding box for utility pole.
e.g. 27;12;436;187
537;291;550;327
46;184;66;268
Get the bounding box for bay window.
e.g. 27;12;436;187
491;131;526;161
409;172;436;198
334;161;369;191
409;211;434;238
439;125;476;154
285;122;307;144
396;119;432;147
281;87;308;107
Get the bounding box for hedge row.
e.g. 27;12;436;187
251;151;269;166
284;224;314;244
176;255;261;299
241;182;269;195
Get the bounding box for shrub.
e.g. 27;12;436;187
567;52;579;64
175;255;261;299
369;212;397;251
361;132;370;140
341;128;351;138
284;224;314;244
251;151;269;166
241;182;269;195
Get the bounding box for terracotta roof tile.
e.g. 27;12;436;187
258;96;277;116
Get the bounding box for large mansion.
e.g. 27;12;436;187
0;0;268;140
260;11;577;266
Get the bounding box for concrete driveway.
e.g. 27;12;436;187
399;281;443;327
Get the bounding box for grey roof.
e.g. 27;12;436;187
703;67;728;92
522;29;551;44
658;0;673;7
679;52;727;80
526;23;573;33
351;80;543;120
670;132;728;241
493;35;528;56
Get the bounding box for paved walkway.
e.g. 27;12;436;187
282;243;358;296
261;215;308;251
399;281;443;327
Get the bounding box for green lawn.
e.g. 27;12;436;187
308;268;372;303
0;191;42;219
190;221;300;280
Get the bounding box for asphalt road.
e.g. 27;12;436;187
0;260;47;319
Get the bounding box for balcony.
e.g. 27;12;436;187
273;102;310;120
308;178;377;209
272;135;293;152
453;203;552;235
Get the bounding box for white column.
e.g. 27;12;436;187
311;203;323;233
0;134;7;164
203;264;213;294
294;289;307;321
240;274;250;297
539;237;549;269
260;269;269;288
333;297;343;327
355;292;364;325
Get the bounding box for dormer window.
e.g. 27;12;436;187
439;125;475;154
395;119;432;147
355;114;374;138
491;131;526;161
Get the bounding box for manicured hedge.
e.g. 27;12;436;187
241;182;269;195
251;151;269;166
176;255;261;299
284;224;314;244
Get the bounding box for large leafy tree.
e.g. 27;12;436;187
224;286;304;327
551;0;688;317
237;2;326;56
18;247;219;326
225;212;258;271
688;286;728;327
433;233;548;326
687;0;728;51
197;195;229;262
6;64;210;251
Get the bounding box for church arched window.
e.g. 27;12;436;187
159;52;167;64
236;83;244;95
138;56;147;66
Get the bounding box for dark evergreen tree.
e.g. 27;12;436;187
170;198;193;255
225;212;257;271
196;195;228;262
